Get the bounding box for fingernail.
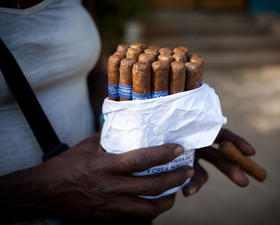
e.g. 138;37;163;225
188;187;196;196
174;146;184;156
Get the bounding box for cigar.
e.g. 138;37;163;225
114;51;126;58
185;62;203;90
158;53;174;64
144;48;159;58
189;53;201;62
173;53;188;63
219;142;267;182
119;58;136;101
170;61;186;94
173;46;189;55
151;61;169;98
159;48;173;55
189;54;204;75
138;53;156;64
132;62;152;100
130;42;146;51
108;53;124;101
116;44;129;53
126;47;143;60
189;54;204;64
149;45;161;51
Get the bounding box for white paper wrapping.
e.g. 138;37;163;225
101;83;227;198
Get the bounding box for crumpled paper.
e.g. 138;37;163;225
101;83;227;198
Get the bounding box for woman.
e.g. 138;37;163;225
0;0;255;224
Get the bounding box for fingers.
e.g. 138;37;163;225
182;161;208;197
116;144;184;173
215;129;255;156
116;194;176;220
117;166;194;196
198;147;249;187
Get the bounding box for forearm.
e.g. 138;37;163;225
0;165;51;224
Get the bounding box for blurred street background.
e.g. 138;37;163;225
93;0;280;224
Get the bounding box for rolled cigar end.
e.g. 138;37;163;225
108;54;124;101
189;53;204;64
170;61;186;94
138;53;156;64
189;53;200;61
130;42;146;51
191;55;204;78
158;53;174;64
173;53;188;63
132;62;151;100
116;44;129;53
119;58;136;101
108;54;124;71
126;47;143;59
144;48;159;58
151;61;169;98
185;62;203;90
159;47;173;55
174;46;189;55
114;51;126;58
219;141;267;182
149;45;161;51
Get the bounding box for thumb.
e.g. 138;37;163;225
116;144;184;173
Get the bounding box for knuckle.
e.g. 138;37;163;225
116;157;131;172
175;168;191;184
116;154;140;172
146;181;162;196
125;153;145;170
177;173;188;186
144;203;161;219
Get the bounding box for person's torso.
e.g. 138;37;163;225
0;0;101;176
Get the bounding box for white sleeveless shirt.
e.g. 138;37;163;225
0;0;101;176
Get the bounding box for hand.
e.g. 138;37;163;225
1;133;194;223
182;128;255;196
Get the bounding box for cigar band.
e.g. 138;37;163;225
132;92;152;100
108;83;119;98
152;90;169;98
119;84;132;99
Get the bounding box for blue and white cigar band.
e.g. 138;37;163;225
119;84;133;99
152;90;169;98
108;83;119;98
132;92;152;100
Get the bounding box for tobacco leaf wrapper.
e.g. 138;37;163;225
170;61;186;94
152;61;169;98
185;62;203;90
159;47;173;55
132;62;152;100
108;54;124;100
126;47;143;60
119;58;136;101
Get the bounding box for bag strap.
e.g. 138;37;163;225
0;39;68;161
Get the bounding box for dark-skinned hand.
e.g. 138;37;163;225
183;128;256;196
0;133;194;224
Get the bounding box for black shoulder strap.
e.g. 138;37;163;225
0;39;68;161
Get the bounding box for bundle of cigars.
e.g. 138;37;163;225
106;43;267;182
108;43;204;101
